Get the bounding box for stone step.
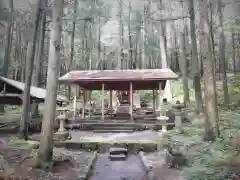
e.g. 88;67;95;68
93;129;134;133
109;147;128;155
134;120;157;124
109;154;127;160
93;126;135;130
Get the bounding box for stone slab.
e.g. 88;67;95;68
109;154;127;160
109;147;128;155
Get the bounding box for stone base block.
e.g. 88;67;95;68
54;131;71;141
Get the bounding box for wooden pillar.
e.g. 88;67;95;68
88;91;91;118
109;90;113;113
158;82;161;110
73;96;77;120
101;83;105;121
81;90;86;119
129;82;133;121
152;90;156;113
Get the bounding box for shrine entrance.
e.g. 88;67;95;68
117;91;130;105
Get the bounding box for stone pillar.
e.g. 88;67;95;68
101;83;105;121
157;99;171;150
172;101;184;133
129;82;133;121
57;110;67;132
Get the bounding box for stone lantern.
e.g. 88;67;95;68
157;98;171;150
54;107;71;141
157;98;171;132
172;100;184;133
56;107;69;132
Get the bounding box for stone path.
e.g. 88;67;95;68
88;154;147;180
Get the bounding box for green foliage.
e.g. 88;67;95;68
217;77;240;105
170;109;240;180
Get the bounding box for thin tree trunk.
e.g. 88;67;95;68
188;0;203;114
19;0;42;140
232;30;236;74
217;0;229;104
118;0;124;69
37;0;64;167
179;9;190;105
140;17;145;69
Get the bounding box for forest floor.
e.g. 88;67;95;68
0;136;97;180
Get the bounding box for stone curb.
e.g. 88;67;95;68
138;151;155;180
77;151;98;180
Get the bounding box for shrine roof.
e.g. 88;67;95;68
0;76;68;105
59;68;178;82
59;68;178;90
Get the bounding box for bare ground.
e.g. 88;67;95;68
0;136;95;180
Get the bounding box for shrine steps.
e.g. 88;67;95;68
93;123;136;133
93;129;134;133
65;119;140;133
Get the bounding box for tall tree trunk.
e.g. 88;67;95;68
209;1;218;80
32;0;47;116
37;0;64;166
158;0;172;101
0;0;14;114
180;3;190;105
199;0;219;140
188;0;203;114
118;0;124;69
159;22;171;100
233;0;240;72
232;29;236;74
19;0;42;140
96;16;101;69
2;0;13;77
67;0;77;99
140;17;145;69
135;30;140;69
217;0;229;104
128;1;133;69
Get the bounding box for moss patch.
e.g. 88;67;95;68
169;108;240;180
